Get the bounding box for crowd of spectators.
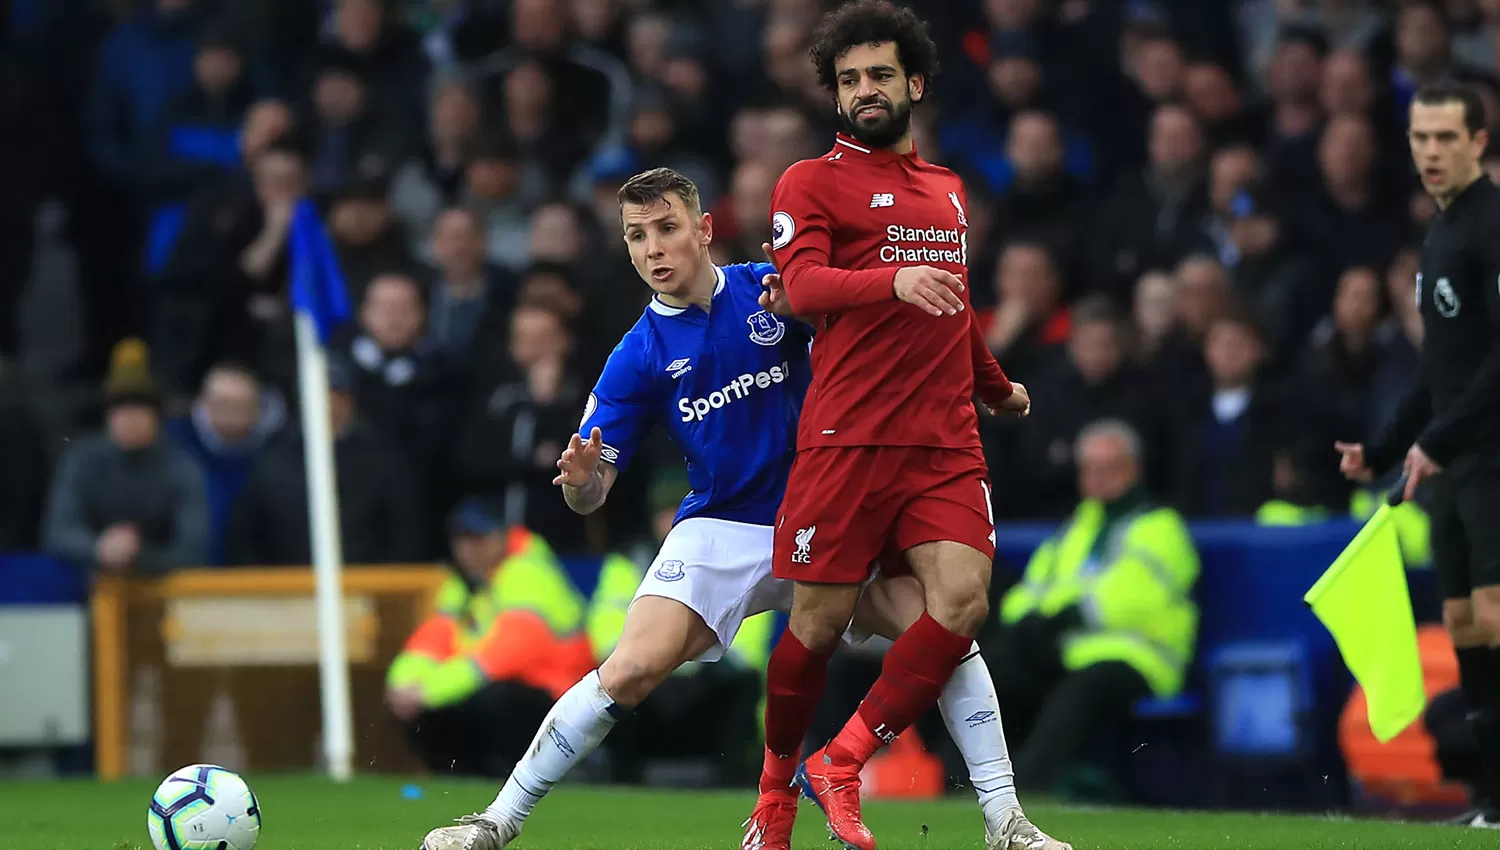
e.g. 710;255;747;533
0;0;1487;567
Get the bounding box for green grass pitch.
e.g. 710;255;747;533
0;776;1492;849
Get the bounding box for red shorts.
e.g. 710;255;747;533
773;446;996;585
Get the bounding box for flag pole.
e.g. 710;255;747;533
294;310;355;782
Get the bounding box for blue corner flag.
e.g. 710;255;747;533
288;198;352;344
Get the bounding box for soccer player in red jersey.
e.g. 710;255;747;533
741;4;1067;850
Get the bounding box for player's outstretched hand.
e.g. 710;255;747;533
894;266;965;316
987;382;1030;418
554;427;604;487
1333;441;1374;483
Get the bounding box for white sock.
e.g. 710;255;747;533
937;642;1020;833
483;669;620;825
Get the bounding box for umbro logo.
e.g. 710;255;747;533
964;710;997;728
870;192;895;208
666;358;692;378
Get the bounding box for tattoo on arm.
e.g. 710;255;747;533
563;465;608;515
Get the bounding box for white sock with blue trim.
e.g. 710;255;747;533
485;669;621;825
937;642;1021;832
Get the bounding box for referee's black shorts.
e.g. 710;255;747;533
1429;456;1500;600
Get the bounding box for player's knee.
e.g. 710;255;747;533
929;589;988;638
598;653;673;709
788;613;845;654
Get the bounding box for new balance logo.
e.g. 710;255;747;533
666;358;692;379
870;192;895;208
791;526;816;564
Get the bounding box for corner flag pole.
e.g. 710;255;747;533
289;199;355;782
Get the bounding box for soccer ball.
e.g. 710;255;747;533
147;764;261;850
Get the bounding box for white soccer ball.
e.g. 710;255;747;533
147;764;261;850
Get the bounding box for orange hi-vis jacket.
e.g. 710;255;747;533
386;528;592;707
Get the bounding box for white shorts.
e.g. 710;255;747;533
633;517;874;662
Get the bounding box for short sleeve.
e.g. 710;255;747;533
580;338;657;471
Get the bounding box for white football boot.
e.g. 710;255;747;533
985;809;1073;850
420;813;522;850
1464;811;1500;829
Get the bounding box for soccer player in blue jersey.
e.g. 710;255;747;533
420;168;1061;850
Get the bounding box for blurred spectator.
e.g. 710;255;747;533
981;241;1070;382
713;159;779;265
1262;29;1328;188
1392;1;1463;110
987;111;1089;272
1131;270;1179;362
227;355;429;565
729;103;817;173
42;341;209;574
1320;48;1381;124
1007;297;1169;518
494;59;595;206
141;23;261;206
389;78;483;252
1213;181;1324;364
1454;0;1500;70
1368;248;1425;442
1182;60;1259;148
303;54;406;195
342;271;460;498
386;498;592;776
312;0;430;127
85;0;205;188
460;132;531;271
450;305;590;553
426;207;514;363
1287;113;1409;273
1173;308;1291;517
992;419;1199;793
1295;266;1411;508
166;363;286;566
1085;104;1210;302
328;177;416;301
158;138;309;395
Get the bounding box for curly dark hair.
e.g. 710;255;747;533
809;0;939;94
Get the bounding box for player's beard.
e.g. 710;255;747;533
840;95;913;150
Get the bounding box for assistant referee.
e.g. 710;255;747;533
1336;83;1500;829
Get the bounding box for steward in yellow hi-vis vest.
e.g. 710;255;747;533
385;499;592;776
990;420;1200;792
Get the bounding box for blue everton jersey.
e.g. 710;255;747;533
580;263;812;526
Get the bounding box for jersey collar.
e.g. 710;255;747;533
648;264;726;316
834;132;921;164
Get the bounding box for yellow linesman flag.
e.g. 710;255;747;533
1304;502;1426;742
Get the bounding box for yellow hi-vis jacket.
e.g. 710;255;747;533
586;554;775;673
387;528;593;707
1000;497;1200;698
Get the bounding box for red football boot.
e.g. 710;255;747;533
796;748;876;850
741;786;798;850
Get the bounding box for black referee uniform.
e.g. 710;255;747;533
1366;173;1500;819
1367;174;1500;597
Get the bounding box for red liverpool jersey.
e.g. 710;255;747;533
770;133;1012;450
